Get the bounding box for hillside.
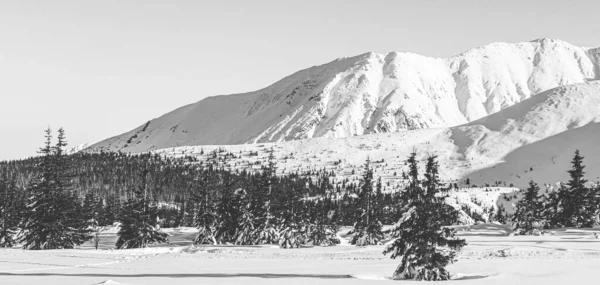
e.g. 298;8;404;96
151;81;600;189
87;38;600;153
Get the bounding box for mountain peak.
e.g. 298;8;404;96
87;39;600;154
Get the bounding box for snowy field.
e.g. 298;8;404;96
1;225;600;285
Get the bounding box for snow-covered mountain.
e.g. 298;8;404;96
152;81;600;188
87;38;600;153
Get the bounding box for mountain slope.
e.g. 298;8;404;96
151;81;600;188
88;38;600;153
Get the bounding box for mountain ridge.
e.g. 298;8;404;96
146;81;600;188
87;38;600;154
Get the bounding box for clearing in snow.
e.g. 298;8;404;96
0;225;599;285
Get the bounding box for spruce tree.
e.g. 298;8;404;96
384;154;466;280
278;178;308;248
566;150;594;227
116;166;168;249
512;181;545;234
0;170;19;247
254;149;279;244
351;159;384;246
549;150;594;227
82;190;104;230
306;200;340;246
192;167;219;244
20;128;90;250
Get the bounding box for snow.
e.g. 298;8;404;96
87;38;600;156
1;225;599;284
124;80;600;190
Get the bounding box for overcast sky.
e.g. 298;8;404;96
1;0;599;160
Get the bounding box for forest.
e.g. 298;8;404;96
1;128;599;280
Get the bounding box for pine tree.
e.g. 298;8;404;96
549;150;594;228
192;167;219;244
495;205;507;224
82;190;105;230
20;128;90;250
383;154;466;280
234;195;259;245
278;178;308;248
306;200;340;246
116;166;168;249
351;159;384;246
254;148;279;244
0;170;20;247
102;195;121;226
512;181;545;234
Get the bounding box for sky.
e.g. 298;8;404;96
1;0;599;160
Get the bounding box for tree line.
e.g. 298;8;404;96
0;128;468;280
3;128;598;280
511;150;600;234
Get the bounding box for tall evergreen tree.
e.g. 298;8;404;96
512;181;545;234
278;177;309;248
351;159;383;246
384;154;466;280
255;148;279;244
116;166;168;249
20;128;90;250
82;190;104;229
0;170;20;247
549;150;594;227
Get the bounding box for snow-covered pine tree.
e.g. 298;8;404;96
82;190;104;229
0;170;20;247
548;150;594;228
254;148;279;244
276;176;303;248
116;166;168;249
192;166;219;244
102;195;121;226
495;204;507;224
565;150;595;227
20;128;90;250
351;159;384;246
234;197;259;245
512;181;545;235
383;154;466;281
306;200;340;247
212;183;242;244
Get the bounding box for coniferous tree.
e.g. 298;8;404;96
192;167;219;244
548;150;594;228
512;181;545;234
278;178;308;248
20;128;90;250
351;159;384;246
82;190;104;228
254;148;279;244
384;154;466;281
566;150;590;227
0;170;20;247
495;204;507;224
102;195;121;226
116;166;168;249
306;200;340;246
234;189;259;245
